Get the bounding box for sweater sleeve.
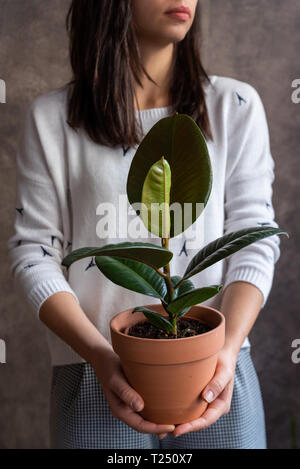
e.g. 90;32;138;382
7;96;80;319
222;84;281;307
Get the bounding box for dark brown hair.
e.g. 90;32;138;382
66;0;212;148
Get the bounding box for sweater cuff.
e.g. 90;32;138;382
222;266;274;308
28;278;80;319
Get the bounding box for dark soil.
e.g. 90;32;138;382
127;317;212;339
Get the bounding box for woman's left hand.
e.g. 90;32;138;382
157;346;239;440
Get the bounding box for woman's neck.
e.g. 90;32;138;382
134;39;175;111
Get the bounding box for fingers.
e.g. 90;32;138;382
157;432;168;440
173;380;234;437
105;386;175;434
110;372;145;412
202;361;234;404
100;358;175;435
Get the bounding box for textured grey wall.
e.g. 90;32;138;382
0;0;299;449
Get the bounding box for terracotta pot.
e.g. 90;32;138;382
110;303;225;425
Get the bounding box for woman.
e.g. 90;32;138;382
8;0;280;449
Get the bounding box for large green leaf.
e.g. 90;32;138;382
141;157;171;238
131;307;174;334
182;226;289;281
62;242;173;270
127;113;212;238
95;256;167;300
166;285;223;317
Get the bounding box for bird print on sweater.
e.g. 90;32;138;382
51;235;64;248
236;92;247;106
179;240;188;257
122;146;130;157
85;257;96;271
24;264;38;270
41;246;53;257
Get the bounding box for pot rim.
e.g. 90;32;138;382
110;304;225;343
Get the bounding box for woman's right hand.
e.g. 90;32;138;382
91;347;175;438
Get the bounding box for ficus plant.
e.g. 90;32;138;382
62;113;288;338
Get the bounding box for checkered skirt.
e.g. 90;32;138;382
49;348;267;449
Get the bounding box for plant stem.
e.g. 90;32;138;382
153;266;168;279
162;238;177;336
171;317;177;337
174;277;184;290
162;238;174;302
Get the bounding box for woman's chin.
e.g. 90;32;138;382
153;31;188;46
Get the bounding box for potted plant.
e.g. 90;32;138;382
62;113;288;425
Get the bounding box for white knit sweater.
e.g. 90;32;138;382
8;75;281;366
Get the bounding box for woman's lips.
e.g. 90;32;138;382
164;7;191;21
165;11;190;21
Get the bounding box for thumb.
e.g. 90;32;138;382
202;366;233;403
112;375;144;412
